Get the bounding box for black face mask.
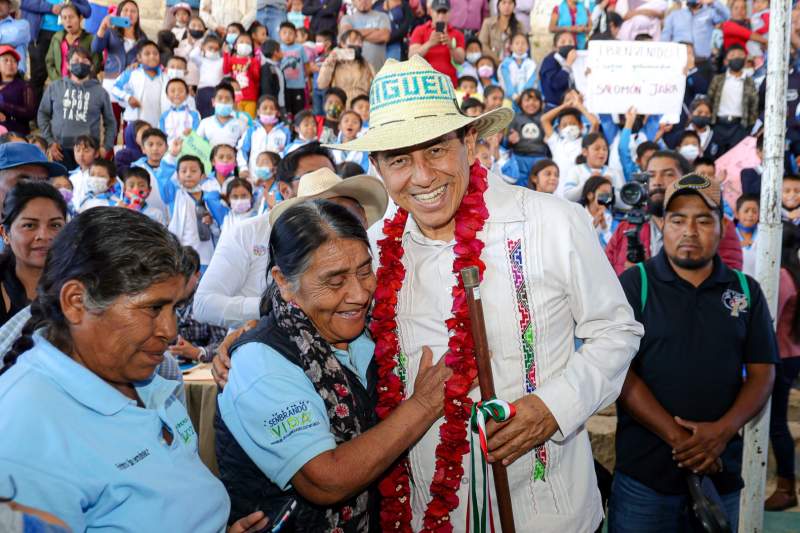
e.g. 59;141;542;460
691;116;711;128
558;45;575;59
348;45;363;60
728;58;745;72
189;29;206;39
70;62;91;79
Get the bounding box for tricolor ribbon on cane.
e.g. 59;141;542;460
468;398;516;533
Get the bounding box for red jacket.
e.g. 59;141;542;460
605;218;744;275
223;53;261;103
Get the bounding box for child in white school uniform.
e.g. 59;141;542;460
68;135;100;212
112;41;166;129
77;160;122;213
121;166;167;225
190;34;225;118
196;82;250;148
331;111;371;174
236;95;289;179
160;78;201;143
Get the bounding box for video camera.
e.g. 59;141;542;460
620;172;650;264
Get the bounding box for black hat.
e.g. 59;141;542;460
430;0;451;11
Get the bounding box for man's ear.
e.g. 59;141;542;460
60;280;90;326
464;127;479;164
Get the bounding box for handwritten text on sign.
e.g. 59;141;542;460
585;41;687;116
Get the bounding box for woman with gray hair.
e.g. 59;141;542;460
216;200;451;531
0;208;267;532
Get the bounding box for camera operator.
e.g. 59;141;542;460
608;174;777;532
316;30;375;105
408;0;465;85
605;150;743;275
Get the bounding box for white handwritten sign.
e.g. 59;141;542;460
585;41;687;116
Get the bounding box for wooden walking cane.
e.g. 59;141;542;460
460;265;516;533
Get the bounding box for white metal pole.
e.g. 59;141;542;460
740;1;792;531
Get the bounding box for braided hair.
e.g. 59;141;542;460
1;208;186;375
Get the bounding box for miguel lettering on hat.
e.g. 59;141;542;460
323;56;513;154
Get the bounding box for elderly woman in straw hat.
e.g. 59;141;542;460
320;55;644;532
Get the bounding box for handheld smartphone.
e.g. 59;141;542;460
336;47;355;61
110;16;131;28
255;499;297;533
435;21;446;33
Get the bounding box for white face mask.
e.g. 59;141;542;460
679;144;700;162
86;176;109;195
466;52;482;64
230;198;252;214
560;125;581;141
237;43;253;56
166;68;184;80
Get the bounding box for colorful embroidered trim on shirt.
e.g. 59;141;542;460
507;238;547;482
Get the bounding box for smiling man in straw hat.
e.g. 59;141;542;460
324;55;644;532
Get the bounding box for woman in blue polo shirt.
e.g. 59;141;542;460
0;208;266;532
216;200;450;530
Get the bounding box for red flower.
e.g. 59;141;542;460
371;162;488;532
333;384;350;398
334;404;350;418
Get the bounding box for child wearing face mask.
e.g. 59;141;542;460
50;175;77;219
160;78;201;143
676;130;703;166
120;166;166;225
735;193;760;276
318;88;346;144
224;34;261;118
498;33;536;104
457;38;482;81
196;83;250;147
707;44;759;155
683;98;721;159
542;93;599;198
475;56;499;90
205;143;239;193
190;35;225;118
251;151;282;215
78;160;122;213
237;96;289;180
221;177;257;235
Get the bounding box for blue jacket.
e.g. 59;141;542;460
539;52;571;108
91;27;148;77
21;0;90;41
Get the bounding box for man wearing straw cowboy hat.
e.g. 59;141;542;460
324;55;644;532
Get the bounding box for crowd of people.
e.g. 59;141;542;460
0;0;796;531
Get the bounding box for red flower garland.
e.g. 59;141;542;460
369;162;490;532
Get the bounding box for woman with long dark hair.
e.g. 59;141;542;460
0;182;67;328
92;0;149;134
478;0;521;62
766;221;800;510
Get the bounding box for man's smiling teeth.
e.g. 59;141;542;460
414;185;446;203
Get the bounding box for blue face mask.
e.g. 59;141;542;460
226;33;239;45
215;103;233;117
255;167;272;180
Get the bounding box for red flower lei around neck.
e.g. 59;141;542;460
369;161;490;532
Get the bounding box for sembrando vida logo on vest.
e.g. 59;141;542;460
265;401;320;445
